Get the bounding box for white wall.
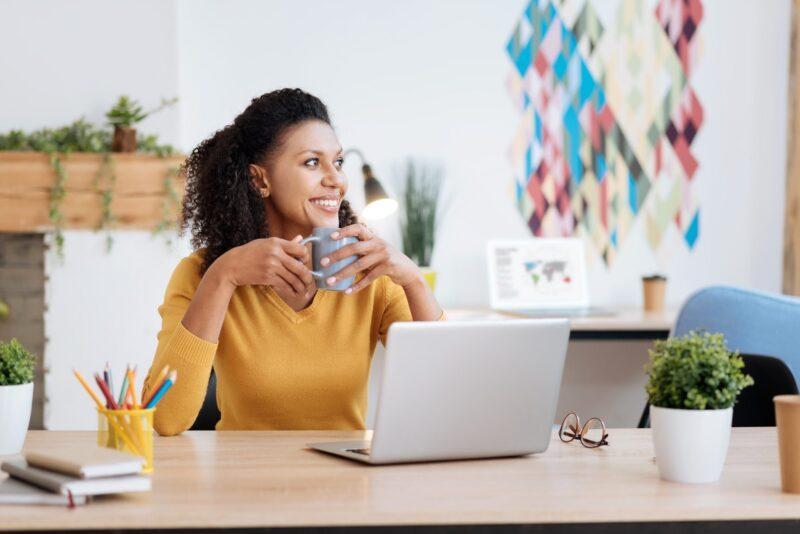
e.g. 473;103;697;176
1;0;190;429
177;0;790;309
0;0;791;428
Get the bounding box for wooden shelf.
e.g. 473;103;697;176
0;151;186;232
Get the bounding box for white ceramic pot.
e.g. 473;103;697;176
651;405;732;484
0;382;33;455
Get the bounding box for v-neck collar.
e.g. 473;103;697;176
263;285;328;323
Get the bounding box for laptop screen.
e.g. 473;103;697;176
486;238;589;310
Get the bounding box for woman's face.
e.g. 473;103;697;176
256;120;347;233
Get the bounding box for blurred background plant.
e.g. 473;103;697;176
106;95;178;128
0;96;179;257
395;159;443;269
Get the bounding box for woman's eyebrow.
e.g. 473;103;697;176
295;148;344;156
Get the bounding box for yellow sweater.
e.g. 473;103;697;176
143;250;431;436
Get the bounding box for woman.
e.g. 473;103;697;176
143;89;444;435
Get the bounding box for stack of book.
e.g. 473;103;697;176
0;447;151;507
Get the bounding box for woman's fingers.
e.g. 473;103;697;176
320;239;374;266
331;223;371;241
281;252;315;287
345;266;384;294
280;236;310;262
326;250;383;286
274;265;307;295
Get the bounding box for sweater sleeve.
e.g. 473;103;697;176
143;254;218;436
378;277;446;347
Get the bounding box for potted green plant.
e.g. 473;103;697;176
396;159;443;291
106;95;177;152
645;331;753;483
0;339;36;454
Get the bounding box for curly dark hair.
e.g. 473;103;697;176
180;88;358;274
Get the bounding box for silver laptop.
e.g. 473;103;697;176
487;238;614;317
309;318;569;464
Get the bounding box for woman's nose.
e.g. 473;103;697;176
321;165;345;188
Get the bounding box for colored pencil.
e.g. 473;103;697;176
145;370;177;409
102;366;110;408
105;362;115;403
72;369;104;410
94;373;120;410
127;366;139;409
141;365;169;407
117;365;130;407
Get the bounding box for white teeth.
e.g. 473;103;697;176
311;199;338;207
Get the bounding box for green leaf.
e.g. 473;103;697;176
0;339;35;385
644;331;754;410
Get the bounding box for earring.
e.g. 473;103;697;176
260;190;268;198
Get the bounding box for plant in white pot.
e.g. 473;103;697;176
645;331;753;484
0;339;36;455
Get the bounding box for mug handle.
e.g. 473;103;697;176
298;236;323;279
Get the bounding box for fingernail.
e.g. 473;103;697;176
326;277;336;285
294;235;302;241
331;232;339;239
345;288;352;294
320;257;330;266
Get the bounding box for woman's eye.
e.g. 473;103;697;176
304;158;319;168
334;158;344;170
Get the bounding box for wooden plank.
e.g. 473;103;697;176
0;151;185;232
786;0;800;295
1;428;796;530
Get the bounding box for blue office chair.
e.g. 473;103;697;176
639;285;800;428
673;285;800;381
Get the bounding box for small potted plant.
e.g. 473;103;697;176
106;95;177;152
0;339;36;454
397;159;443;291
645;331;753;483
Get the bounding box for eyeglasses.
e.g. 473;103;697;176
559;412;609;448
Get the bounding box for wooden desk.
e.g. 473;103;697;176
445;306;677;340
3;429;799;533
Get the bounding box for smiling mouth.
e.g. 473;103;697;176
309;197;340;213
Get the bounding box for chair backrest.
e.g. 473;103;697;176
639;354;799;428
733;355;799;426
189;370;220;431
673;286;800;382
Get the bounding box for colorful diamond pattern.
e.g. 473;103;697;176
507;0;703;264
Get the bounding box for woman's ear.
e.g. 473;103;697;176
249;163;271;198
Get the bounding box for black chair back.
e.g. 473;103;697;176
189;370;221;431
638;354;798;428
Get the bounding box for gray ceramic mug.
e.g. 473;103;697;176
299;227;358;291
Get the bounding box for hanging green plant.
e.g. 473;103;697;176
47;151;68;259
0;100;178;258
153;165;182;248
93;153;117;252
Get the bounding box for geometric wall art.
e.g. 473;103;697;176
506;0;703;265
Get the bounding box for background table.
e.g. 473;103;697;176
2;429;799;533
368;306;678;428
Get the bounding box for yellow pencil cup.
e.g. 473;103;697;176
97;408;155;474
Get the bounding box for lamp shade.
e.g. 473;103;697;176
361;164;398;220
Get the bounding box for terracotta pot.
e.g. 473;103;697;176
112;126;137;152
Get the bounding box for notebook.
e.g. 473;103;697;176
25;447;144;478
0;476;87;506
1;459;151;497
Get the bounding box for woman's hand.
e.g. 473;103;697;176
213;236;314;295
321;224;423;294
